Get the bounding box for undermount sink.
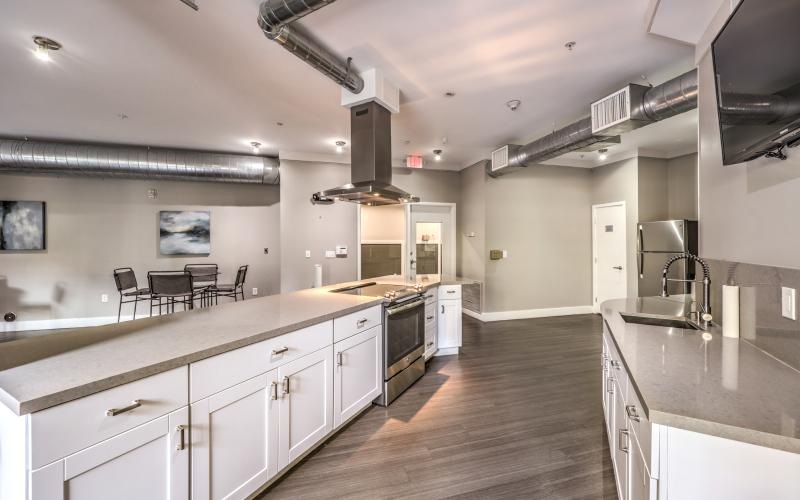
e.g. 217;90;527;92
620;313;700;330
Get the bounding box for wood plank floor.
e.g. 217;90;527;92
259;314;617;499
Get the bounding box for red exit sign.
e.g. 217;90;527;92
406;155;424;169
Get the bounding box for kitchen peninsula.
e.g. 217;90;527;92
0;276;465;500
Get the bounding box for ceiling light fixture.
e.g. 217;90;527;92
32;36;61;63
565;41;576;51
598;148;608;161
250;141;262;154
335;140;346;153
506;99;521;111
433;149;442;161
444;91;456;98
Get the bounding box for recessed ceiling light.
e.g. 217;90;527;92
276;122;284;127
506;99;521;111
250;141;262;153
335;140;346;153
444;91;456;98
598;148;608;161
433;149;442;161
32;35;61;63
564;41;576;51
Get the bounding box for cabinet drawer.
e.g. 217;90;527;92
191;321;333;402
334;305;382;343
438;285;461;300
423;289;438;305
30;366;188;469
424;303;437;328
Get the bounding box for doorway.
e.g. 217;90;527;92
592;202;627;313
407;203;456;281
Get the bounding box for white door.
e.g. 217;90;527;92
277;348;333;468
438;300;461;349
333;326;382;427
191;372;278;500
593;202;627;312
407;204;456;280
30;408;189;500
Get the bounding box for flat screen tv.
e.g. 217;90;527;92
712;0;800;165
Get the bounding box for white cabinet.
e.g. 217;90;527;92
333;326;382;427
629;439;651;500
277;347;334;468
424;300;438;359
30;407;189;500
437;300;462;352
191;372;278;500
612;378;629;500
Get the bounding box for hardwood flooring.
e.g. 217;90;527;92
259;314;617;499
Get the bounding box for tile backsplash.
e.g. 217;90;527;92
706;258;800;372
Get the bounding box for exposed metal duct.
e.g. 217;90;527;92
257;0;364;94
488;69;699;177
0;139;280;184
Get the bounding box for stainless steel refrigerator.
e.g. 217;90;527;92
637;220;698;297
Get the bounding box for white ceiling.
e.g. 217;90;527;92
0;0;696;171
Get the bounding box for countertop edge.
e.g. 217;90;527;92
9;299;383;416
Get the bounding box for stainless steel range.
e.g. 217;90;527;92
330;282;426;406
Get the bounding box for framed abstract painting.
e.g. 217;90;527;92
0;201;46;251
159;210;211;255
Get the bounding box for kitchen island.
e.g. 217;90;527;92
0;275;465;500
601;296;800;500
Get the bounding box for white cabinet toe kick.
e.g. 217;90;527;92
0;305;386;500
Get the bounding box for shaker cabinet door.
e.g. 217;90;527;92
333;326;382;427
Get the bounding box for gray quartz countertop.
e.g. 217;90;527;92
602;296;800;453
0;288;383;416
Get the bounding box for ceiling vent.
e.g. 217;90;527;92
591;84;650;135
491;145;521;173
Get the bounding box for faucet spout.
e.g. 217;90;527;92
660;253;713;327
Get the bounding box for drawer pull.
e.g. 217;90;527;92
606;378;615;394
610;360;621;370
357;318;368;328
425;294;433;299
270;381;278;401
176;425;186;451
446;290;456;294
426;315;434;321
282;376;290;395
272;346;289;355
618;428;630;453
106;399;142;417
336;351;343;366
625;405;641;422
427;341;434;347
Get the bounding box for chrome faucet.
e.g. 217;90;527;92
661;253;713;328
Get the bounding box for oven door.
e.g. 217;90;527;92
385;297;425;379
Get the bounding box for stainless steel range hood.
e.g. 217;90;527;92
311;101;419;206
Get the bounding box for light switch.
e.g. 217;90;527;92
252;288;258;296
100;294;109;303
502;250;508;258
305;250;311;258
325;250;336;258
782;287;796;320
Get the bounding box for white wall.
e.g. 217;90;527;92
0;174;281;322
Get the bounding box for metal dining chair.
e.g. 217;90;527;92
113;268;151;322
184;264;218;307
147;271;195;316
213;265;249;302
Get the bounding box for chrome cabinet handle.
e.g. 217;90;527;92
425;294;433;299
336;351;343;366
270;381;278;401
426;315;434;321
272;346;289;355
441;305;445;314
446;290;456;294
427;341;434;347
357;318;368;327
282;376;290;395
606;378;615;394
618;428;630;453
175;425;186;451
626;405;641;422
612;266;623;270
610;360;621;370
106;399;142;417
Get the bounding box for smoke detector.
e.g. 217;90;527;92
564;41;576;51
506;99;521;111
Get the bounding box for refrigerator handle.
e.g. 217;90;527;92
637;225;643;254
637;226;644;278
638;252;644;278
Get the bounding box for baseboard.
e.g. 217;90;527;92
462;305;594;323
434;347;459;356
0;315;128;334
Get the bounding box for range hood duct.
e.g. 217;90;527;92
489;69;699;177
311;101;419;206
0;139;280;184
257;0;364;94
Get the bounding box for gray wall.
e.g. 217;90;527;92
0;174;280;321
591;158;640;297
457;161;487;282
698;50;800;268
484;165;593;312
279;160;461;293
667;153;698;220
638;157;669;223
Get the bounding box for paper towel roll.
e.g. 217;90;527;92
722;285;740;338
313;264;322;288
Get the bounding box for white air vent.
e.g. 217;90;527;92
592;87;631;134
491;146;510;172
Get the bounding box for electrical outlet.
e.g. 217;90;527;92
305;250;311;258
782;287;796;320
252;288;258;296
502;250;508;258
101;294;109;303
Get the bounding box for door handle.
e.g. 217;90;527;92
336;351;343;366
441;305;444;314
272;346;289;355
175;425;186;451
106;400;142;417
270;381;278;400
618;428;630;453
625;405;641;422
357;318;368;328
282;376;290;395
612;266;623;270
